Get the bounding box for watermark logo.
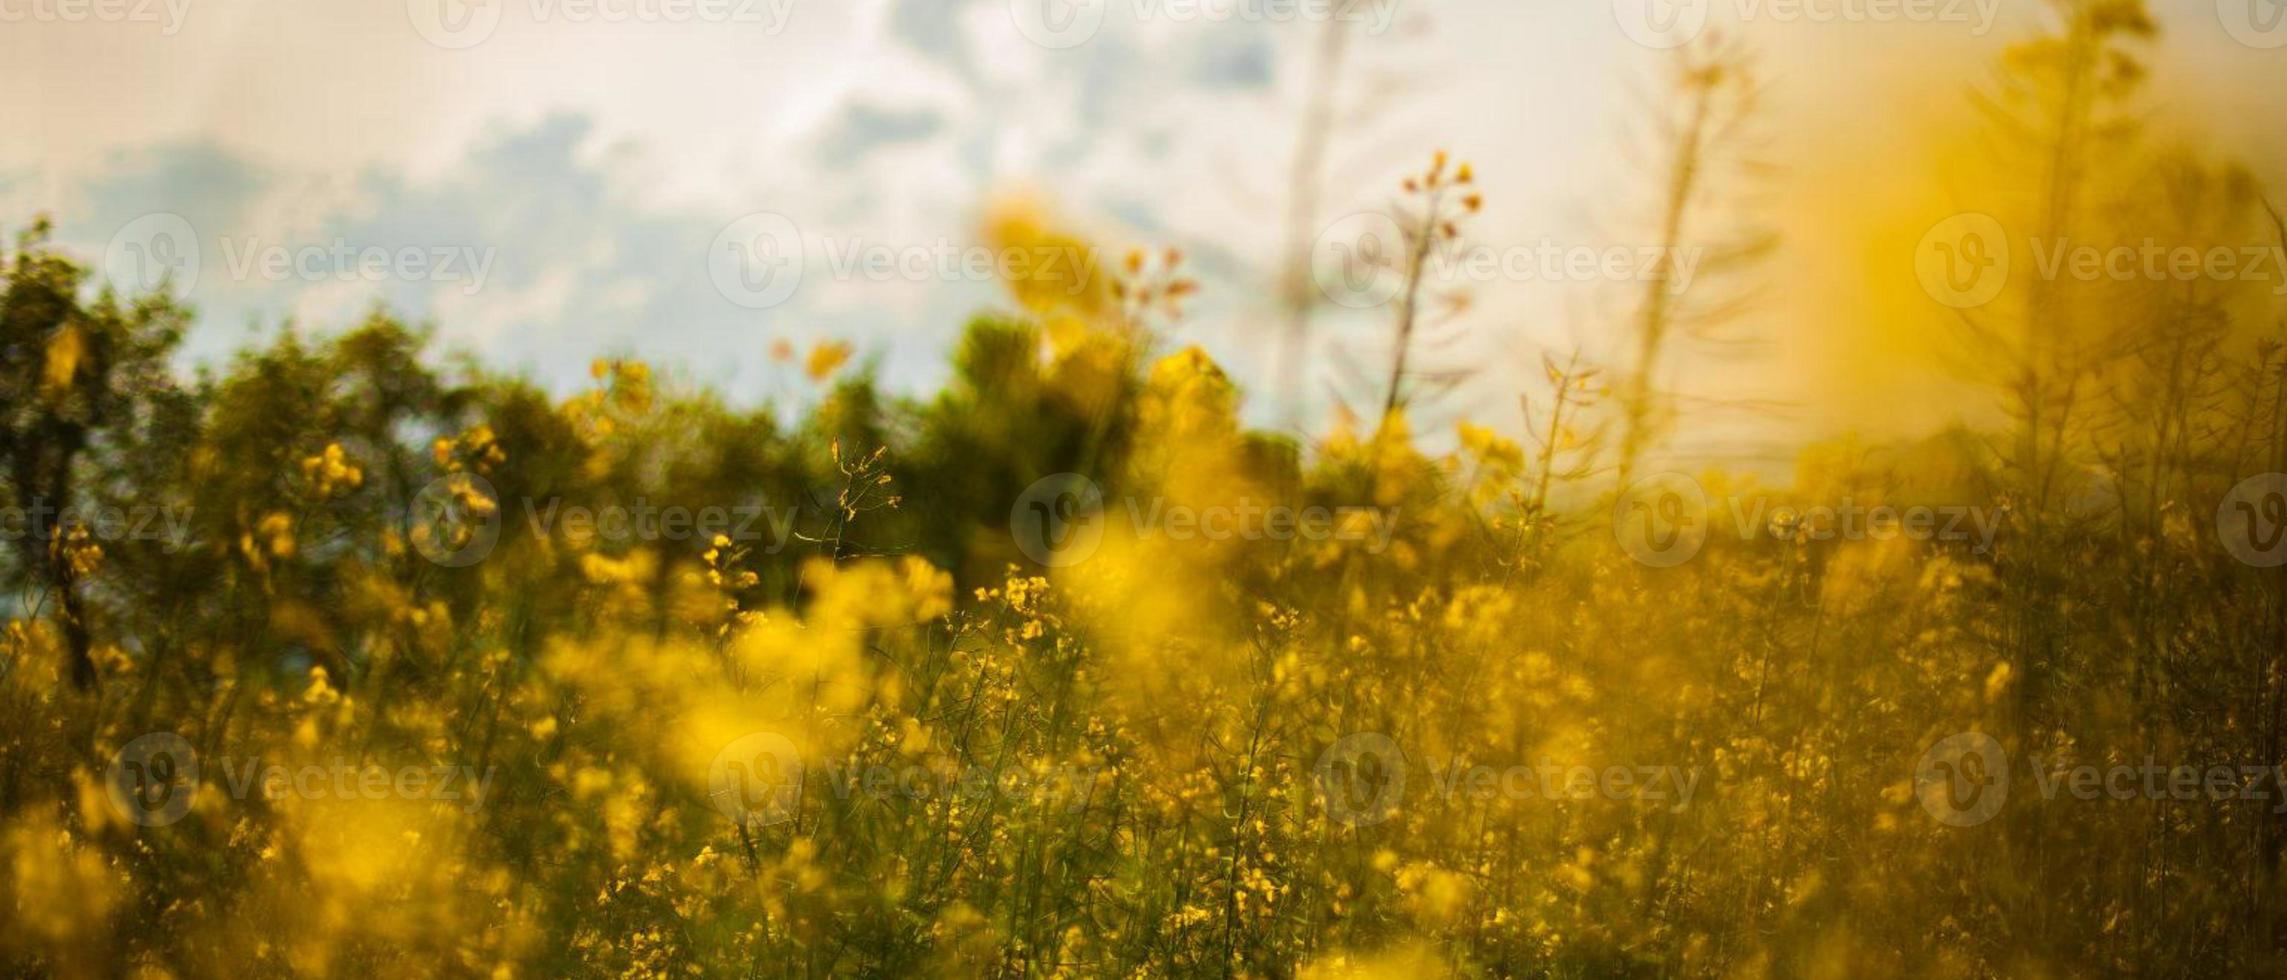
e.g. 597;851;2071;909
2219;0;2287;48
408;485;799;567
710;215;1128;309
214;758;496;813
709;212;805;310
2219;473;2287;568
408;473;502;568
1009;474;1400;567
1314;732;1408;828
1917;212;2287;308
1313;732;1701;828
1915;730;2287;826
523;499;796;552
1312;211;1408;310
1312;212;1706;310
1012;0;1398;49
1915;212;2010;309
103;214;501;299
1615;0;2001;48
1915;731;2008;827
1613;0;1709;48
104;213;201;301
1614;474;2003;566
106;732;495;825
818;238;1104;295
408;0;502;47
707;733;1103;827
1010;0;1107;47
107;732;200;828
411;0;796;49
1613;473;1710;567
708;732;804;828
1012;473;1108;567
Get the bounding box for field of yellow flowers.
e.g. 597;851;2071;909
8;5;2287;973
4;187;2286;975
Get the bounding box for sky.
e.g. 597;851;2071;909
3;0;2281;460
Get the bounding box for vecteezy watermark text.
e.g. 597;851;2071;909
1009;0;1400;49
707;212;1114;310
106;732;497;827
518;497;796;551
218;237;498;296
1613;472;2002;567
1614;0;2003;49
708;732;1103;829
104;213;500;300
1916;731;2287;828
0;503;192;549
1314;732;1701;828
0;0;190;33
1312;212;1703;310
1009;473;1399;567
1915;212;2287;309
409;0;797;49
407;473;802;567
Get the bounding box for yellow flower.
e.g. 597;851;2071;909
40;325;83;396
981;195;1112;323
1458;422;1523;471
300;443;365;498
805;341;853;381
